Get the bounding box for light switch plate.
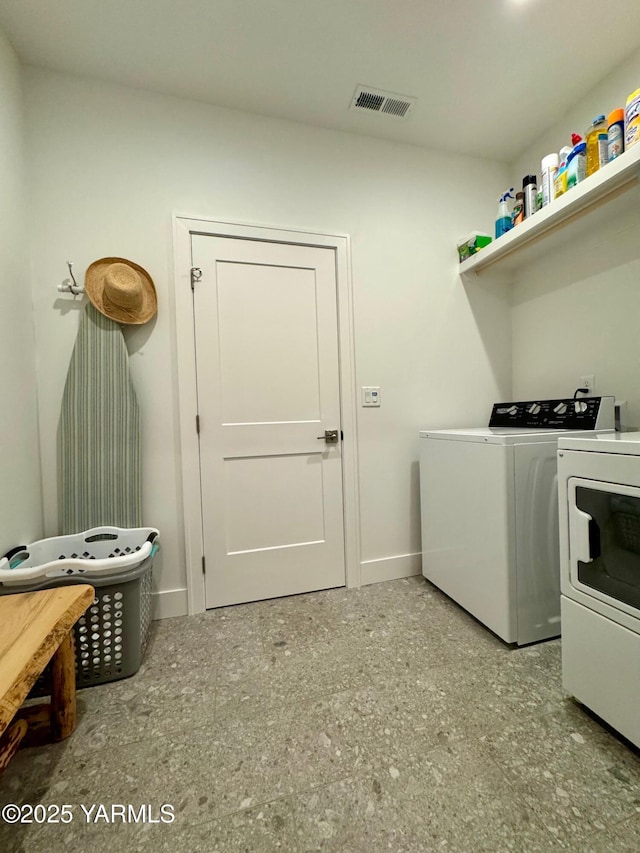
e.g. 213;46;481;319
362;386;381;407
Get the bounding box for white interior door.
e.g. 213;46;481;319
191;234;346;608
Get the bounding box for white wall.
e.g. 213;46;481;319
510;48;640;428
24;68;511;613
0;31;42;555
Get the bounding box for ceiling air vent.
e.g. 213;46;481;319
350;85;416;120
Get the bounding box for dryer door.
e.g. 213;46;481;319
568;477;640;618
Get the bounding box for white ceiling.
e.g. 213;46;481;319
2;0;640;162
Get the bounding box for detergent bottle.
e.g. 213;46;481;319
566;134;586;191
586;115;608;176
495;188;514;239
554;146;572;198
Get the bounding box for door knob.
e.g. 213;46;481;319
317;429;339;443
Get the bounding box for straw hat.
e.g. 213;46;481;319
85;257;157;325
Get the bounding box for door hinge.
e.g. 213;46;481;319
341;430;344;441
190;267;202;291
196;414;200;434
202;555;206;574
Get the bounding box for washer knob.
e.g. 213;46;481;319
527;403;541;415
574;400;588;413
553;402;568;415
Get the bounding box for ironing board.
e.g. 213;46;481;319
58;303;141;533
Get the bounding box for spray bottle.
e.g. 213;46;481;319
495;188;514;239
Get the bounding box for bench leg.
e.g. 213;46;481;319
11;629;79;753
0;719;29;774
50;629;77;741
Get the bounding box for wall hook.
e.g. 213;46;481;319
58;261;84;295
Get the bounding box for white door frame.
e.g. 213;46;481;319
172;215;361;614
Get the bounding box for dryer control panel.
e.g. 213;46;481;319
489;396;615;430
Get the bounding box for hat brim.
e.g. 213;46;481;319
85;257;158;325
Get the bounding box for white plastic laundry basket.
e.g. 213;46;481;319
0;527;159;687
0;526;158;584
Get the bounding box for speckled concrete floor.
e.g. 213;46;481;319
2;576;640;852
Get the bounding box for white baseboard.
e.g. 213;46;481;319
162;555;422;616
152;588;189;620
360;552;422;586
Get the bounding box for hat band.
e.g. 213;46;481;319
102;287;144;321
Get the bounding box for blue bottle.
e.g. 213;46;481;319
495;188;514;239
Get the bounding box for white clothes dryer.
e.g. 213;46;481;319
558;431;640;748
420;397;614;646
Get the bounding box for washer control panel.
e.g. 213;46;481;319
489;396;614;430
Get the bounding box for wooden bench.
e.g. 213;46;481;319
0;585;94;773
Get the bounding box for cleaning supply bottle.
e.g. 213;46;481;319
566;140;587;190
554;161;567;198
608;109;625;161
495;188;514;238
522;175;537;218
586;115;608;176
511;191;525;226
554;146;572;198
625;89;640;150
540;152;559;207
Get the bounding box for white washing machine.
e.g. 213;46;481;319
419;396;614;646
558;431;640;748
